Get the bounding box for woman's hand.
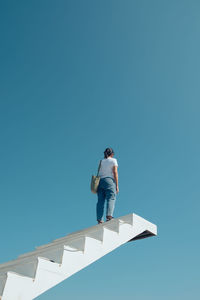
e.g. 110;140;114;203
116;186;119;194
113;166;119;194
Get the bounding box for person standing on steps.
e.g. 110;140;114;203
97;148;119;224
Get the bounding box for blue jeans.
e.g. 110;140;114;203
97;177;116;221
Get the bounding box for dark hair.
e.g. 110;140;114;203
104;148;114;159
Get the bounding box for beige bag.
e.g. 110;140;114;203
91;161;102;194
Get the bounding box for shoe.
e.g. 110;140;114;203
97;220;104;224
106;216;114;222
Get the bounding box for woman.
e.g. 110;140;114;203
97;148;119;224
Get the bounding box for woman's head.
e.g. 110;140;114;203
104;148;114;159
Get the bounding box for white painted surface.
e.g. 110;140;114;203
0;213;157;300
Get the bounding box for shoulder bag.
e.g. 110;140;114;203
90;160;102;194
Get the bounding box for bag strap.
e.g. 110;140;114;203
97;160;102;176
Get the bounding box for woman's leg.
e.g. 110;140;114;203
105;179;116;219
97;186;106;222
106;193;116;219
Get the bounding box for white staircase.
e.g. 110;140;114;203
0;213;157;300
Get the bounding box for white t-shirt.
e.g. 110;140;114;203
98;158;118;179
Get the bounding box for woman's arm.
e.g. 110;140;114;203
113;166;119;193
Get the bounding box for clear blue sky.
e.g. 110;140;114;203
0;1;200;299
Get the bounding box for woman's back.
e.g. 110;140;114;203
98;157;118;179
